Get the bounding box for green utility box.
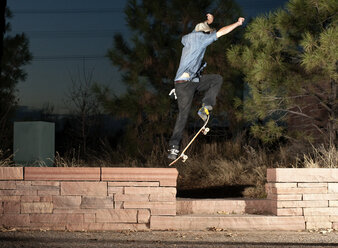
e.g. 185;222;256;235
14;121;55;167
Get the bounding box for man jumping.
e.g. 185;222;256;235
168;13;245;160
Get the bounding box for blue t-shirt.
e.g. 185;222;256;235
175;31;218;82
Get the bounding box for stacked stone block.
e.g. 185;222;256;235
0;167;178;231
266;168;338;230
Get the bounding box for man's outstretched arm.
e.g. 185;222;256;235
216;17;245;38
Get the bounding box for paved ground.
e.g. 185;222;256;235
0;230;337;248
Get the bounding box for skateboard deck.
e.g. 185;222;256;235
169;115;210;166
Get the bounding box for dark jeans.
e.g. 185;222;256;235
169;74;223;148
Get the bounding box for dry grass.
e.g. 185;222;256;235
300;144;337;168
1;139;336;199
0;150;13;167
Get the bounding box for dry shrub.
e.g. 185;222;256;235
301;144;337;168
176;144;270;198
0;150;13;167
54;151;84;167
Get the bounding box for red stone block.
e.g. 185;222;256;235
24;167;100;181
0;196;20;201
108;182;159;187
270;187;327;195
80;196;114;209
267;168;338;183
138;209;150;223
306;221;332;230
0;189;37;196
124;187;176;196
267;194;303;201
53;209;97;214
176;200;192;215
304;215;332;223
53;196;81;209
277;200;328;208
30;213;84;223
38;189;60;196
159;180;177;187
61;182;107;196
107;187;124;196
20;196;40;202
267;183;297;188
150;215;305;231
31;181;60;186
272;208;303;216
101;168;178;187
114;194;149;202
298;183;328;188
21;202;53;214
95;209;138;223
0;214;30;227
115;201;123;209
303;208;338;216
0;167;23;180
177;199;246;215
3;201;20;214
151;208;176;215
66;223;148;232
150;194;176;202
39;196;53;202
303;194;338;201
305;216;330;222
124;201;176;216
0;181;16;190
84;213;95;223
15;181;32;189
328;183;338;193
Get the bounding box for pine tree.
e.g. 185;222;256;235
0;9;32;149
228;0;337;145
96;0;243;161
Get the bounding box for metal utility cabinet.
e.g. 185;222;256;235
14;121;55;167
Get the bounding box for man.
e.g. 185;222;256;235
168;13;245;160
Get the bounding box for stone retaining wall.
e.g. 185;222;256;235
0;167;178;231
266;168;338;230
1;167;337;231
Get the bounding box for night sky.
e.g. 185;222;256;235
7;0;288;114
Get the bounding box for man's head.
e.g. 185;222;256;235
195;21;215;33
195;13;215;33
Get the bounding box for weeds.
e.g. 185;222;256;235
1;138;337;198
302;144;337;168
0;150;13;167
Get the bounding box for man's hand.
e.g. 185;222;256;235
237;17;245;26
206;13;214;25
216;17;246;38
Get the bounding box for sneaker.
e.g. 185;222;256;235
167;145;179;160
198;104;212;122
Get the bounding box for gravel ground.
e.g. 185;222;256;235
0;230;337;248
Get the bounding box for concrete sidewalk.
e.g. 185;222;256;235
0;230;337;248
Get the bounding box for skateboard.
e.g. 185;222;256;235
169;115;210;166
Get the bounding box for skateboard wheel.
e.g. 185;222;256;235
203;127;210;135
182;154;188;162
